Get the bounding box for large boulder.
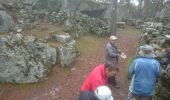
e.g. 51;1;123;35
78;1;111;18
59;45;76;67
34;0;61;12
156;50;170;100
3;0;112;37
0;10;14;32
52;33;76;67
61;0;111;17
0;34;56;83
162;23;170;35
64;12;111;37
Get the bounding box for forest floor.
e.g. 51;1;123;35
0;25;140;100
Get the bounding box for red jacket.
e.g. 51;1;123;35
81;64;108;92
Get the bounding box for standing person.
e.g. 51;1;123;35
78;63;118;100
127;45;160;100
105;35;126;87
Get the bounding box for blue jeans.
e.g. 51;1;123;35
127;92;151;100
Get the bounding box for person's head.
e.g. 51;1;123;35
104;63;118;79
94;86;114;100
109;35;117;44
139;45;155;58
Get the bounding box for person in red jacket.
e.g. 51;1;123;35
78;63;118;100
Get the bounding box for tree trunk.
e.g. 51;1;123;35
138;0;143;19
111;0;117;36
143;0;150;19
158;0;164;11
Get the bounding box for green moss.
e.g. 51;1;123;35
56;67;71;76
76;35;106;57
124;55;136;93
0;32;6;35
118;26;141;35
126;56;136;79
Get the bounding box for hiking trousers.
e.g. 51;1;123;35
127;92;152;100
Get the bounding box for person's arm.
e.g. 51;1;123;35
155;61;161;77
90;80;104;92
117;49;122;54
155;61;161;83
129;60;137;76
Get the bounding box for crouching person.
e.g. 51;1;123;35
78;63;118;100
78;86;113;100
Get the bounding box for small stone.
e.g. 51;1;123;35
0;90;4;95
17;28;22;33
165;35;170;39
71;68;76;71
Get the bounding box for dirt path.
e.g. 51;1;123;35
0;27;140;100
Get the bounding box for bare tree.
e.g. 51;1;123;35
138;0;143;18
156;0;164;12
143;0;150;19
111;0;118;35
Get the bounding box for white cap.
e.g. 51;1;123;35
139;45;155;57
110;35;117;41
94;86;114;100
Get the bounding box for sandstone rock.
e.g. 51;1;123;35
117;22;125;28
52;33;72;43
0;10;14;32
59;46;76;67
51;33;76;67
0;34;57;83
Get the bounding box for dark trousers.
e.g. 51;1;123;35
78;90;98;100
127;92;152;100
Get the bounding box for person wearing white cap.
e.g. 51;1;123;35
127;45;160;100
78;85;114;100
94;86;114;100
105;35;126;88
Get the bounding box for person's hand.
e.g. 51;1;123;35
118;50;122;54
120;52;127;59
